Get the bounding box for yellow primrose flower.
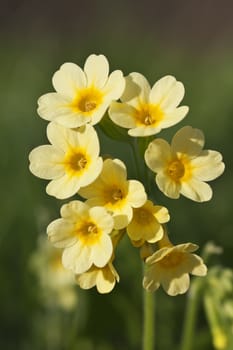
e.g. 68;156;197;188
109;73;188;137
47;200;114;274
145;126;225;202
29;122;103;199
143;235;207;296
75;261;119;294
127;200;170;244
78;158;147;229
37;54;125;128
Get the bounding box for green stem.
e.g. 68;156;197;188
143;288;155;350
180;277;203;350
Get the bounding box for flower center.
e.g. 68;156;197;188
135;103;163;127
159;252;183;268
77;222;100;244
71;87;103;114
167;160;185;181
134;208;152;224
64;149;88;176
79;99;97;112
111;189;123;202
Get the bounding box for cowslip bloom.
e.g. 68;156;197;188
75;261;119;294
37;54;125;128
29;122;103;199
78;158;147;229
127;200;170;245
143;235;207;296
109;73;188;136
47;201;114;274
145;126;225;202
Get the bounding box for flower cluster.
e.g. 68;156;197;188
29;54;225;295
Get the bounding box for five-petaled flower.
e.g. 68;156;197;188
47;200;114;274
29;122;103;199
109;73;188;137
127;200;170;245
37;54;125;128
145;126;225;202
78;158;147;229
143;235;207;296
75;261;119;294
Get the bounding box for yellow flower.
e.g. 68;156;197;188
78;158;147;229
47;201;114;274
37;54;125;128
145;126;225;202
29;122;103;199
127;200;169;244
109;73;188;136
75;261;119;294
143;235;207;296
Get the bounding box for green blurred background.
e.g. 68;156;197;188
0;0;232;349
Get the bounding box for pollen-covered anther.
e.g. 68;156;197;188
167;160;185;181
144;114;154;125
79;98;97;112
111;189;123;202
69;153;87;171
87;224;98;235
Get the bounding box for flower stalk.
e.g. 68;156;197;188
143;288;155;350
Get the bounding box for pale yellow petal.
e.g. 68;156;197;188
55;110;91;128
62;242;92;274
191;150;225;181
46;174;81;199
47;218;76;248
156;173;181;199
150;76;185;109
88;102;109;125
158;106;189;128
84;54;109;88
188;254;207;276
101;158;127;186
120;74;141;102
154;206;170;224
103;70;125;101
127;180;147;208
180;178;212;202
52;62;86;98
108;101;136;128
47;122;77;151
96;267;117;294
171;126;205;157
162;273;190;296
75;268;98;289
37;93;71;122
145;139;172;173
112;206;133;230
129;125;162;137
60;200;89;221
121;72;150;106
91;235;113;267
29;145;64;179
143;264;162;292
76;124;100;157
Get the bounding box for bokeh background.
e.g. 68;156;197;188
0;1;232;349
